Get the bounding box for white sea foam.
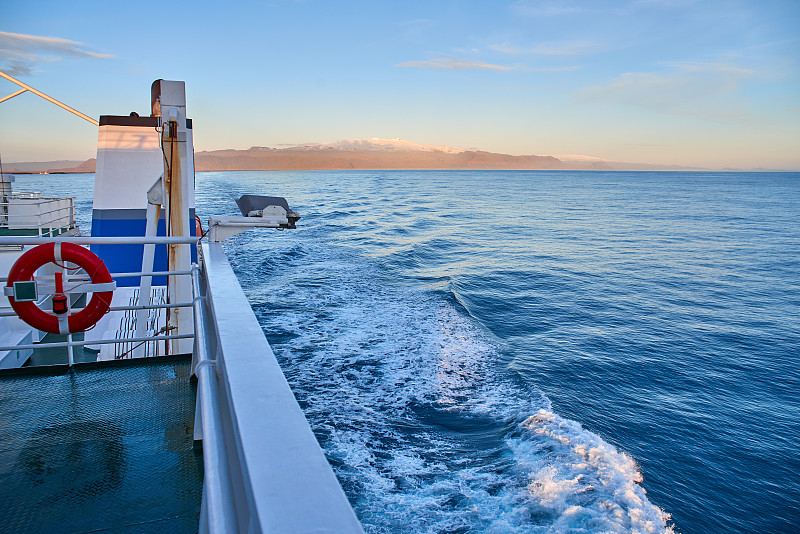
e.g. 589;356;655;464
252;244;673;533
510;409;674;533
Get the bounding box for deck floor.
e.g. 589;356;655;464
0;357;202;533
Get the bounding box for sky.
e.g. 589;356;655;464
1;0;798;169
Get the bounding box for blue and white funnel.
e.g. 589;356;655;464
91;80;196;286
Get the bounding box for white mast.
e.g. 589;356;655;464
152;80;194;355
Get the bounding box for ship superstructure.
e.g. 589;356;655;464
0;73;364;533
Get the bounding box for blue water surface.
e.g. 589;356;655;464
16;170;800;533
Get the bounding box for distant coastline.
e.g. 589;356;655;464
3;138;785;173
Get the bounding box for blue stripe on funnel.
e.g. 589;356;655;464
90;209;196;287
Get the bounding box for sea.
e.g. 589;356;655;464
17;170;800;534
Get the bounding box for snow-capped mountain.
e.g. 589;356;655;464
288;138;466;154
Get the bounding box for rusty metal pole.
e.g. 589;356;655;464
155;81;193;355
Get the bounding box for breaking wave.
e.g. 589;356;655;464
239;241;673;533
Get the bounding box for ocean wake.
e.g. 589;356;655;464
238;241;672;533
512;410;673;533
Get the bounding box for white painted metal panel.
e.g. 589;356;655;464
94;125;163;211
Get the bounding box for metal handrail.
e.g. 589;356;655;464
1;234;203;363
1;191;41;199
0;236;200;245
0;301;194;319
0;270;195;283
0;194;76;236
0;193;73;203
191;263;237;532
0;333;194;353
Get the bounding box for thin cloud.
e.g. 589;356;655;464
631;0;698;9
491;40;600;56
665;61;754;77
397;18;434;29
520;65;580;72
396;19;436;42
511;0;585;16
0;31;114;76
397;58;512;71
577;61;757;121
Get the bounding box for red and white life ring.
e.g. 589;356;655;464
6;242;114;335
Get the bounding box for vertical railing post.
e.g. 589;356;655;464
67;334;74;366
134;200;160;358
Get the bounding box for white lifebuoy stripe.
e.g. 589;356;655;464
6;242;114;335
58;313;70;335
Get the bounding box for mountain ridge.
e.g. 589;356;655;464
193;144;568;171
4;138;712;173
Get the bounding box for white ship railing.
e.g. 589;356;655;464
0;235;198;245
197;241;365;533
0;235;364;533
0;235;199;364
191;259;237;532
0;192;77;238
